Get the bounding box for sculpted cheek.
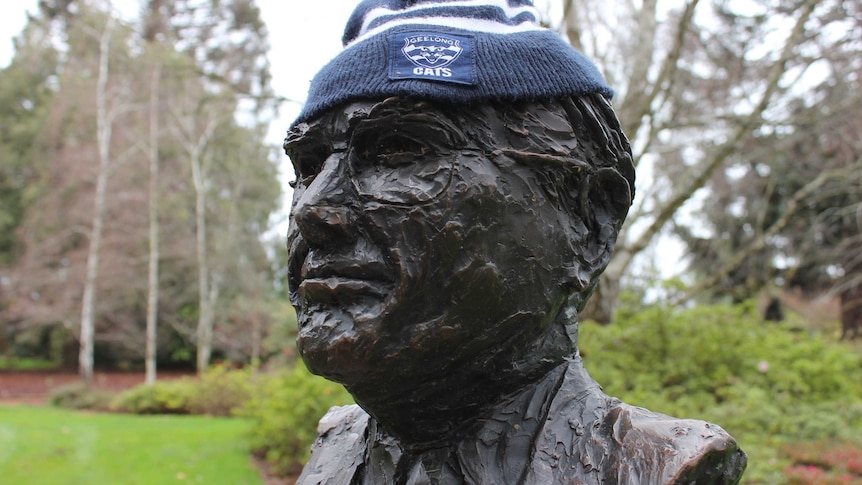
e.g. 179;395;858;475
449;260;505;326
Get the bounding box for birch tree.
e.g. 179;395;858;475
162;0;273;372
169;87;223;373
144;62;161;385
78;14;115;384
1;0;280;370
4;2;169;372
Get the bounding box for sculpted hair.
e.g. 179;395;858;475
451;94;635;230
448;94;635;313
561;93;635;213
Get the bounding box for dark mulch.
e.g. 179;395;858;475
0;370;193;404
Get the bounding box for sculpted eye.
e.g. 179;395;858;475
369;133;431;167
289;145;330;188
346;110;462;205
353;132;432;168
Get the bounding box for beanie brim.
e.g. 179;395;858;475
293;25;613;127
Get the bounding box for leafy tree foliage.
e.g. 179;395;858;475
0;0;284;375
0;19;58;265
148;0;275;372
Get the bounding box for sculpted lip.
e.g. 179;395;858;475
301;258;392;282
298;277;391;304
297;258;394;304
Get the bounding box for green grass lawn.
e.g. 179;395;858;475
0;405;264;485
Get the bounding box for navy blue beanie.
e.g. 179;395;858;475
293;0;613;126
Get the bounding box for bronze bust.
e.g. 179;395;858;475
285;2;746;483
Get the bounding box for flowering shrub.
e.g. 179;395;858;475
783;442;862;484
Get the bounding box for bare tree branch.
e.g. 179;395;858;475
610;0;822;279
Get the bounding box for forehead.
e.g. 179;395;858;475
284;99;578;157
284;102;372;154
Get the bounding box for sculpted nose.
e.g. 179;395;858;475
295;204;356;246
291;156;357;246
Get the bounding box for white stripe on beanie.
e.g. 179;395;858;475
352;16;543;46
350;0;543;47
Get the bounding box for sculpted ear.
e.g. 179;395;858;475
569;167;632;288
579;167;632;234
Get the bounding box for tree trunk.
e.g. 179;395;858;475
79;16;115;386
579;273;620;325
840;284;862;341
251;310;261;365
562;0;584;52
192;146;213;373
170;91;218;374
145;64;161;385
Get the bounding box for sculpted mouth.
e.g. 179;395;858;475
299;277;391;304
301;258;391;282
297;258;394;304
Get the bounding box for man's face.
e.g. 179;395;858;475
286;99;588;385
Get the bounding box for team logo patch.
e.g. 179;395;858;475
389;32;475;85
402;36;463;68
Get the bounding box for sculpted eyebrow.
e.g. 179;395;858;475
286;128;351;169
354;109;464;146
284;125;325;155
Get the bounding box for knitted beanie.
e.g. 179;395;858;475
293;0;612;125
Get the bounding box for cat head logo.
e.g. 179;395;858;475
401;35;463;69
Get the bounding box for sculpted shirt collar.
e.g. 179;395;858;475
297;358;746;485
297;361;574;485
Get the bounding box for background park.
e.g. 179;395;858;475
0;0;860;483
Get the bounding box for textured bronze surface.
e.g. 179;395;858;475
285;95;746;484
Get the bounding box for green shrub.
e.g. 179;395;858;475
188;364;254;416
49;382;114;411
110;365;256;416
579;299;862;483
238;362;353;476
583;300;862;407
110;379;196;414
111;363;352;475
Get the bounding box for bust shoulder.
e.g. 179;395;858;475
598;403;745;483
297;405;370;485
527;364;746;484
